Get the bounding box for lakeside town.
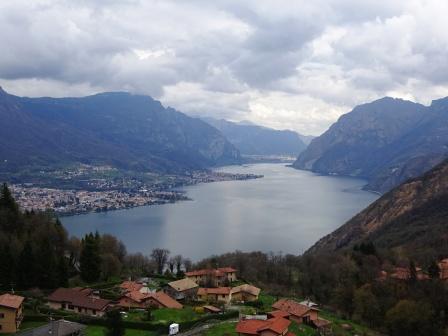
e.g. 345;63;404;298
9;165;263;215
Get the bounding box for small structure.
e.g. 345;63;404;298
186;267;237;287
203;305;221;314
169;323;179;335
119;281;151;294
197;287;231;303
164;278;199;301
16;319;86;336
231;284;261;302
47;288;110;317
389;267;429;281
236;316;293;336
0;293;24;333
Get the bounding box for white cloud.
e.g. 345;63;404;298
0;0;448;135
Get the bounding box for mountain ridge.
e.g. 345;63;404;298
0;88;241;175
203;117;308;157
293;96;448;193
306;158;448;256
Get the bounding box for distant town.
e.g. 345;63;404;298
10;164;263;215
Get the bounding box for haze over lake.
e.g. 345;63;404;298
61;163;378;260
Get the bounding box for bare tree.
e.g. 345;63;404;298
173;255;183;275
168;257;175;274
151;248;170;274
183;258;192;272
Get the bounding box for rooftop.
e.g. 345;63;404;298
0;293;24;309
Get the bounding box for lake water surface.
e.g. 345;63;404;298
61;164;378;260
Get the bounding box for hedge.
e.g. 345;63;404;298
23;309;239;333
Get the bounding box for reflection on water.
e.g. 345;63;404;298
61;163;378;260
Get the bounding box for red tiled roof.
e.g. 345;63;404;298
217;267;237;273
198;287;231;295
47;288;110;311
120;281;144;292
121;291;182;309
151;292;183;309
268;310;290;318
236;317;290;335
272;299;316;318
0;294;24;309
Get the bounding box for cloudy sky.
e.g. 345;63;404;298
1;0;448;135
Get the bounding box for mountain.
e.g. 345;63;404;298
0;87;241;174
306;159;448;256
203;118;308;156
293;96;448;193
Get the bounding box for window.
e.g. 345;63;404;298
92;310;97;315
61;303;66;309
68;305;74;310
0;313;4;318
0;324;2;330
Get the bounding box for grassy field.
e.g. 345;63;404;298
204;322;237;336
85;325;158;336
151;307;202;323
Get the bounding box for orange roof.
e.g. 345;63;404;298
47;288;110;311
151;292;183;309
236;317;290;335
120;281;144;292
272;299;316;318
0;294;24;309
198;287;231;295
122;291;182;309
268;310;290;319
217;267;237;273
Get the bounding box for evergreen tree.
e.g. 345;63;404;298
80;233;101;283
17;241;36;289
57;255;69;287
105;309;125;336
36;238;58;288
428;260;441;279
0;245;15;290
0;183;19;214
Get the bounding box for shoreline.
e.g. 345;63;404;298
13;171;263;217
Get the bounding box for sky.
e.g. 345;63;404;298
1;1;448;135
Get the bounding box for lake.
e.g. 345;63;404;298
61;163;379;260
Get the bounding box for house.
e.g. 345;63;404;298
271;299;331;334
0;293;24;334
438;259;448;280
236;316;294;336
197;287;232;303
186;267;237;287
389;267;429;281
119;281;151;294
47;288;110;317
118;291;182;309
164;278;198;301
231;284;261;302
271;299;319;324
16;320;86;336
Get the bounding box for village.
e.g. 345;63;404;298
3;258;448;336
0;266;333;336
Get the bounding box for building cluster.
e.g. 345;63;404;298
378;258;448;281
12;185;187;215
236;298;331;336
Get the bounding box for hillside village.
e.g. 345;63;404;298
4;256;448;336
0;266;345;336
